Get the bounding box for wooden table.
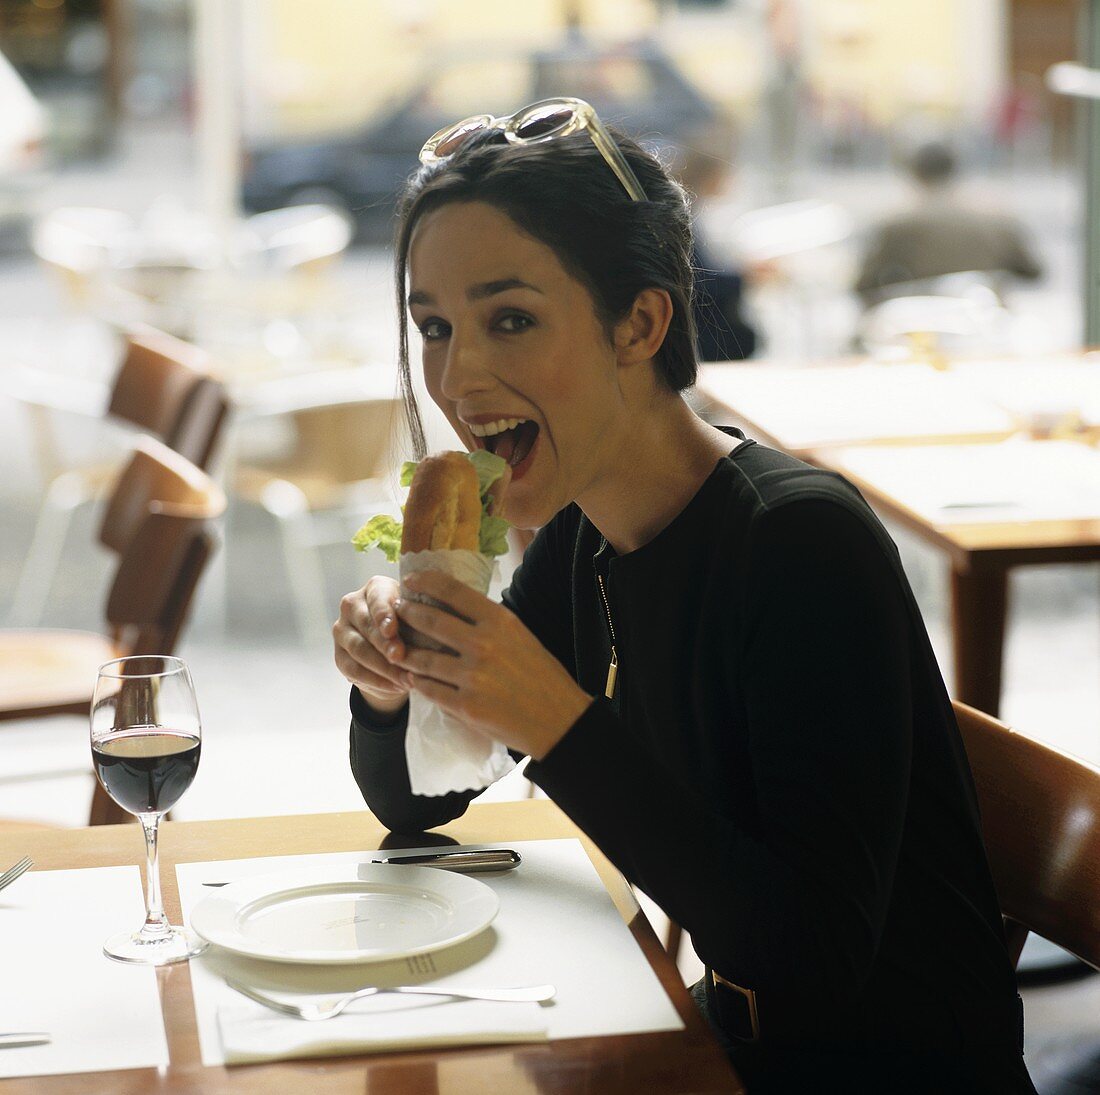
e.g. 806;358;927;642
0;801;742;1094
696;358;1100;717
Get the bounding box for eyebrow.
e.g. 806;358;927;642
407;278;543;308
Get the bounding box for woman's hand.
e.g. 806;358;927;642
333;576;411;717
394;571;593;760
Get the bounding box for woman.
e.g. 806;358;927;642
332;100;1034;1093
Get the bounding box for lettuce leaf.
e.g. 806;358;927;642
479;514;511;558
467;449;509;497
351;513;403;564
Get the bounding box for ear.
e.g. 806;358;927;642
613;288;674;367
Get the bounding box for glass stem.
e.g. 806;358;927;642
139;813;170;938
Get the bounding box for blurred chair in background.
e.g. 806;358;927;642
30;202;354;342
0;436;227;825
30;206;134;313
673;138;758;362
233;389;402;643
235;203;354;277
222;203;356;343
8;325;229;626
725;197;854;360
857;277;1011;362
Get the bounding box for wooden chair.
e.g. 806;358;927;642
233;393;402;642
0;437;227;825
953;700;1100;970
10;325;230;625
105;325;228;469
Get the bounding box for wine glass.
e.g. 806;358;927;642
90;655;205;965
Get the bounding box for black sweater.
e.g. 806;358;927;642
350;434;1028;1082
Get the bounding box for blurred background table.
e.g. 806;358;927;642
697;354;1100;717
815;439;1100;716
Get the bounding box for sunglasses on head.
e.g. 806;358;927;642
419;96;648;203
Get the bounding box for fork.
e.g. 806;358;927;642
226;977;555;1021
0;857;32;895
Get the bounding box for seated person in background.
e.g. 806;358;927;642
677;144;758;362
333;102;1035;1093
855;140;1042;306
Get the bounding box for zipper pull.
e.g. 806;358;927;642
596;570;620;701
604;649;618;700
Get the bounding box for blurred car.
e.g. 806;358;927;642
241;38;719;242
0;47;46;244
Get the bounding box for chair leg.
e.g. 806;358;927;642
666;920;684;962
89;780;129;826
7;470;91;625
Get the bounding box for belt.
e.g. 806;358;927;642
707;968;1025;1053
707;969;761;1042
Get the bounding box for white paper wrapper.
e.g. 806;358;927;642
399;549;516;797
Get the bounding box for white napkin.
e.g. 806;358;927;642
400;548;516;796
217;995;548;1065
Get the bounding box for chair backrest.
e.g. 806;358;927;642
954;700;1100;970
31;206;132;276
107;326;229;470
858;293;1009;357
100;437;227;656
286;398;400;486
240;204;354;272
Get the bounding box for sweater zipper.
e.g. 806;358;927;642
596;572;619;700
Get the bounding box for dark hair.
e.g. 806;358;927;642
392;126;699;457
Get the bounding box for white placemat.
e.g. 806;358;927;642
177;838;683;1067
833;438;1100;524
0;864;169;1079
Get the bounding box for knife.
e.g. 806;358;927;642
201;848;521;886
0;1033;51;1048
372;848;521;873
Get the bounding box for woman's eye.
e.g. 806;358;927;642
496;312;534;334
418;318;450;341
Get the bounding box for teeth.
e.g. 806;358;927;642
468;417;528;438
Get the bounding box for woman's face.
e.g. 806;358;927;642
407;200;624;530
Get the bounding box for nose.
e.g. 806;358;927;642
439;327;493;402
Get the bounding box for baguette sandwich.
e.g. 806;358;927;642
352;449;511;563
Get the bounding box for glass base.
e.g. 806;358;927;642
103;925;207;966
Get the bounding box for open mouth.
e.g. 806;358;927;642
478;419;540;469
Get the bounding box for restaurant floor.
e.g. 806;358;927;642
0;122;1098;1087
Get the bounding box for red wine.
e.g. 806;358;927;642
92;729;200;815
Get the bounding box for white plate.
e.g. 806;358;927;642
189;864;499;964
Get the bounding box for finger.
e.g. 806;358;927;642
408;672;462;709
394;597;471;650
365;614;406;662
398;645;464;686
343;595;404;661
364;579;401;635
335;647;406;695
402;571;491;622
336;624;408;687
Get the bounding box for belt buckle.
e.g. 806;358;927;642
710;969;761;1043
